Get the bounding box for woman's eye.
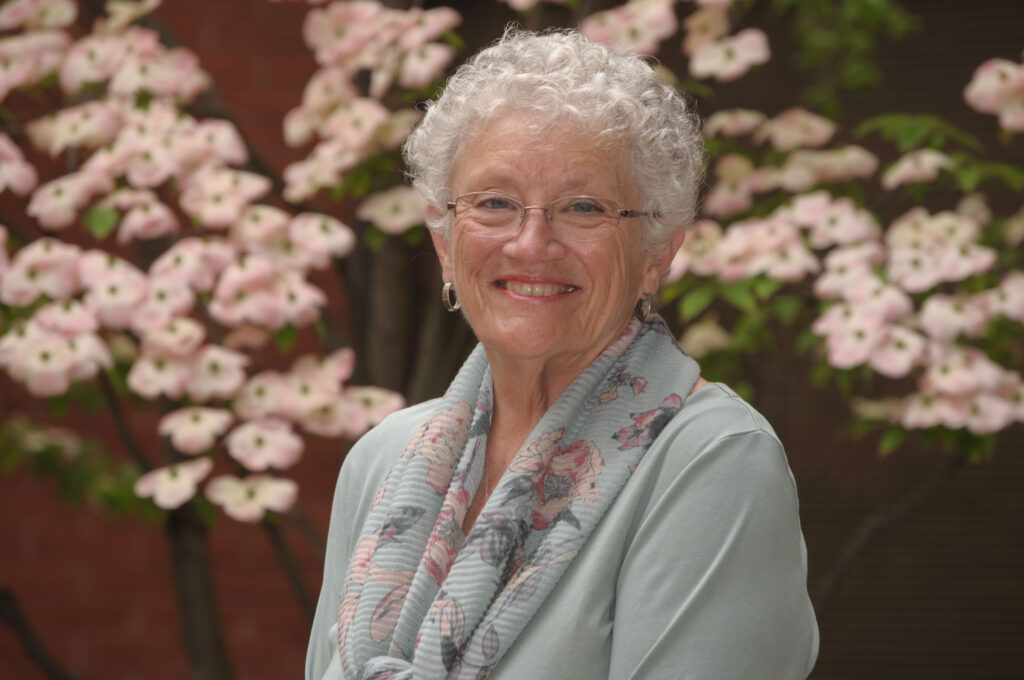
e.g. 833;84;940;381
484;198;512;210
476;196;515;211
564;199;605;214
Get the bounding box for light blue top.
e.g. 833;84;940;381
307;383;819;679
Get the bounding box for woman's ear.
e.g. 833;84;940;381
642;226;686;294
426;204;454;281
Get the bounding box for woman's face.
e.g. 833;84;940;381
431;111;680;374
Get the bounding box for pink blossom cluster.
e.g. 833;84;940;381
801;194;1022;434
0;0;409;525
881;149;953;190
0;298;111;397
883;207;996;293
689;28;770;82
233;348;404;439
126;341;405;519
0;0;76;32
283;1;461;201
963;53;1024;133
677;0;768;83
0;0;78;101
60;23;208;100
0;133;39;196
705;107;838;150
700;108;877;220
900;346;1024;435
129;345;404;520
580;0;679;56
667;199;828;284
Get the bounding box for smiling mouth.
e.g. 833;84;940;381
496;280;578;297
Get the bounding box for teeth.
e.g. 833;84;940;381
500;281;575;297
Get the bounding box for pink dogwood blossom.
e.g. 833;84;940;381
666;219;722;282
0;29;69;101
226;418;303;471
963;58;1024;115
1;237;81;305
130;276;196;334
754;107;836;151
126;354;192;400
356;185;425;234
142;317;206;358
689;28;770;82
186;345;249;403
581;0;679;56
134;458;213;510
702;108;766;138
34;299;98;336
0;133;39;196
288;213;357;268
83;267;148;329
682;4;730;56
27;171;114;230
159;407;233;455
233;371;289;421
867;324;925;378
919;294;989;341
964;392;1017;435
399;42;455;89
205;474;298;523
881;149;953;190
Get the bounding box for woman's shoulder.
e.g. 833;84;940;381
670;381;780;443
635;381;790;492
340;397;442;487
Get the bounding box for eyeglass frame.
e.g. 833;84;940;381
445;191;654;242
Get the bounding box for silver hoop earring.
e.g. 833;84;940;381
442;282;461;312
635;295;653;321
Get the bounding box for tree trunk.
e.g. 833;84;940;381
166;504;233;680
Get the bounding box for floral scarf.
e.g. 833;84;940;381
337;317;700;679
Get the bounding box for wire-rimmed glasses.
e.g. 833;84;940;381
446;191;649;242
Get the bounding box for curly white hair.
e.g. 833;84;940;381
402;28;706;252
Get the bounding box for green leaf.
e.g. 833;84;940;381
401;225;426;248
364;227;386;251
680;284;716;321
955;166;984;193
313;317;328;344
718;281;758;313
83;206;120;240
272;325;298;353
772;294;804;324
878;425;907;457
47;393;70;417
854;114;984;153
441;30;465;51
752;277;783;300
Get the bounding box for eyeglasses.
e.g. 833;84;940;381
446;191;650;242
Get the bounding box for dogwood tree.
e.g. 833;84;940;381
0;0;1021;678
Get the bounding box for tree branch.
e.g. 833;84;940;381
98;370;152;472
0;583;83;680
263;520;316;623
811;451;965;613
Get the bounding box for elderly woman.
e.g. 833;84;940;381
307;29;818;680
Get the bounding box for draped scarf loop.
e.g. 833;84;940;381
337;317;700;679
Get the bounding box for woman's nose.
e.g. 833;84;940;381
504;206;563;258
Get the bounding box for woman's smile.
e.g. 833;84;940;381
494;277;579;298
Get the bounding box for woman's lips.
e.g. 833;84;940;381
495;280;578;297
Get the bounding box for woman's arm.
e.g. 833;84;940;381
609;429;819;680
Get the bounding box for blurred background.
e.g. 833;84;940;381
1;1;1022;678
